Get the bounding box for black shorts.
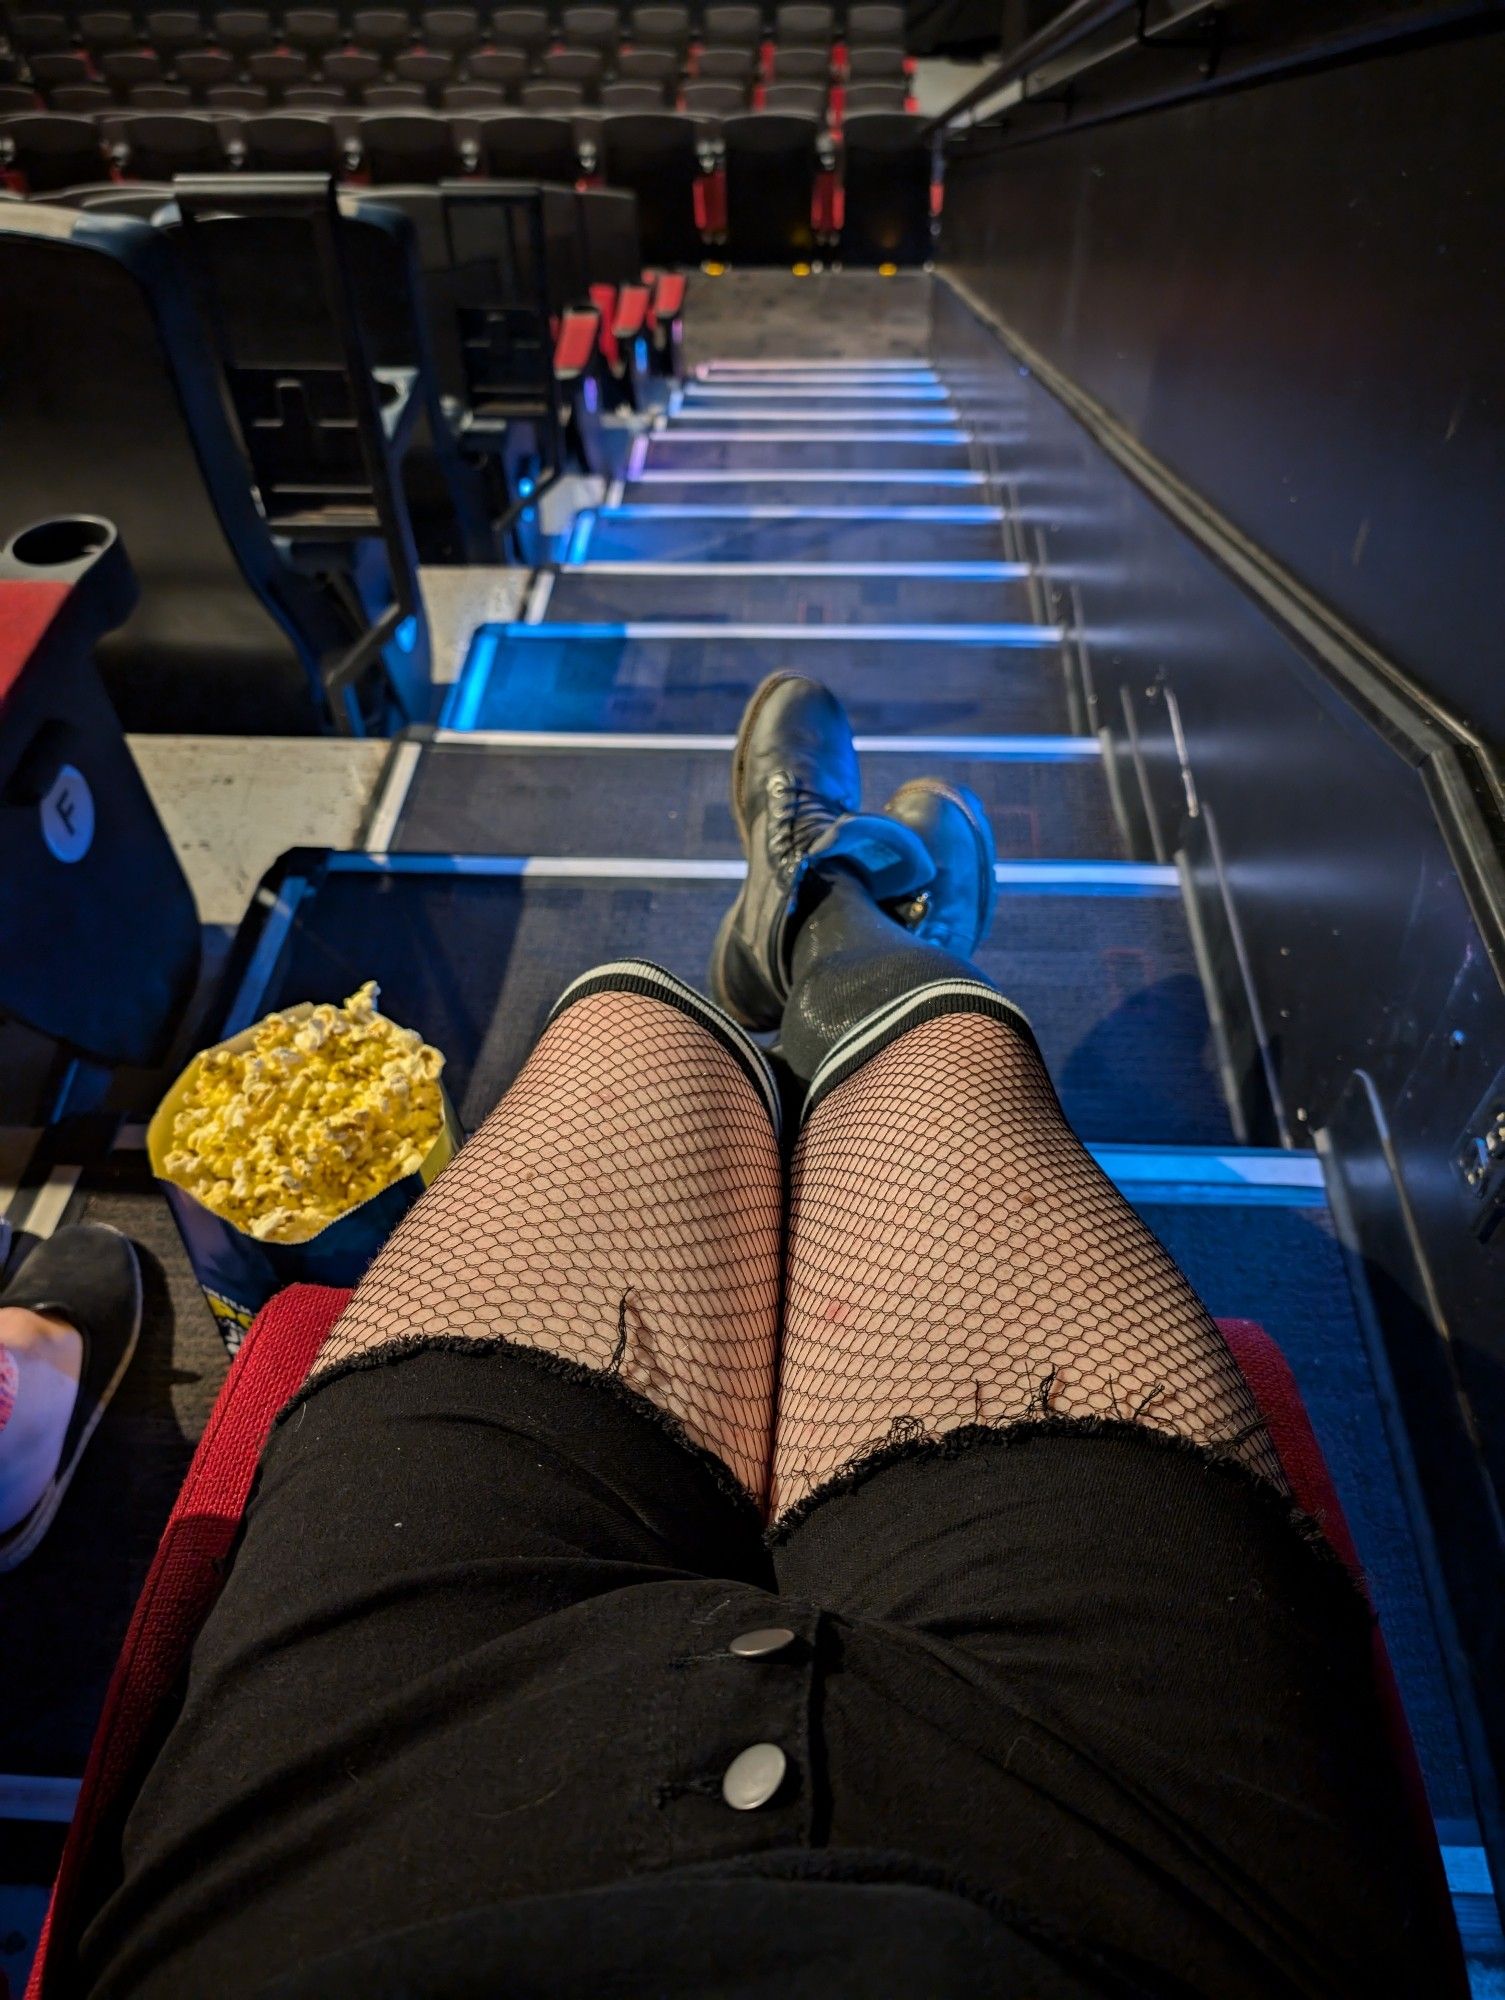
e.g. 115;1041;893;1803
76;1342;1445;1998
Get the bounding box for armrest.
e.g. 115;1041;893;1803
613;282;651;340
553;306;600;383
653;271;686;321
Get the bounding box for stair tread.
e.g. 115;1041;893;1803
446;629;1070;735
389;738;1125;861
547;571;1039;625
251;857;1234;1148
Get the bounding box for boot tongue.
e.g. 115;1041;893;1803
767;773;846;868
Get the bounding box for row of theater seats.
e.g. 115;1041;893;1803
0;175;684;735
4;2;910;104
8;0;896;39
0;106;934;261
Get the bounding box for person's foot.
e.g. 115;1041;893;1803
0;1224;142;1571
883;777;999;960
710;673;933;1029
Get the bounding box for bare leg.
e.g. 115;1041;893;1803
315;967;784;1502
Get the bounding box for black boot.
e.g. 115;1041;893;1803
710;672;933;1030
780;777;1018;1092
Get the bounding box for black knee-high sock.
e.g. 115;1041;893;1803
779;868;993;1082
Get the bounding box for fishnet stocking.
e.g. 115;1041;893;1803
312;990;783;1500
773;1008;1287;1518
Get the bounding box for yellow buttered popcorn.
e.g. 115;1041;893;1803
162;983;446;1243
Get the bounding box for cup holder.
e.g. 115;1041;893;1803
8;517;115;569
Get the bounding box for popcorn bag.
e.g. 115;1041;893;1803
149;984;460;1352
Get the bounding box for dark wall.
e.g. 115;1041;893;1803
929;105;1505;1868
939;28;1505;746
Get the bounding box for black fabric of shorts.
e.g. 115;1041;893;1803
74;1342;1446;1998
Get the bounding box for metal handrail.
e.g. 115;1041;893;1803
923;0;1142;133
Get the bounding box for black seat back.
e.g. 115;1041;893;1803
284;6;343;54
776;3;832;40
352;7;412;55
695;44;755;82
703;4;761;43
128;83;195;107
0;202;357;730
846;42;905;79
723;108;817;263
355;179;561;468
618;46;678;87
683;77;745;115
541;47;603;100
444;81;506;107
630;5;690;55
1;114;106;192
842;78;904;113
837;107;929;264
468;47;529;91
78;12;137;59
561;4;621;52
241;110;344;169
118;112;228;177
846;2;903;41
213;10;274;58
598;110;701;265
475;109;580;179
490;5;551;55
602;80;665;109
520;80;584;110
771;43;829;81
761;79;823;115
50;84;114;112
424;8;483;51
365;82;428;106
177;48;239;94
359;109;464;180
578;183;641;287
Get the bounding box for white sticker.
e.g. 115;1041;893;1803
40;764;94;865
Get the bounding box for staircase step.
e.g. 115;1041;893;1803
442;628;1070;735
677;397;957;416
579;508;1011;564
623;474;991;508
240;852;1235;1146
547;566;1037;626
383;734;1123;861
683;385;954;405
644;437;975;473
696;360;940;376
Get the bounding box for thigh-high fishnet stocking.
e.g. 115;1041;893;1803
311;989;783;1501
773;1008;1286;1517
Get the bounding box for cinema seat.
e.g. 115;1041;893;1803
359;108;465;178
474;108;580;179
0;113;107;193
0;202;386;730
837;107;930;264
598;109;703;266
723;108;819;263
240;110;345;169
117;111;228;177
